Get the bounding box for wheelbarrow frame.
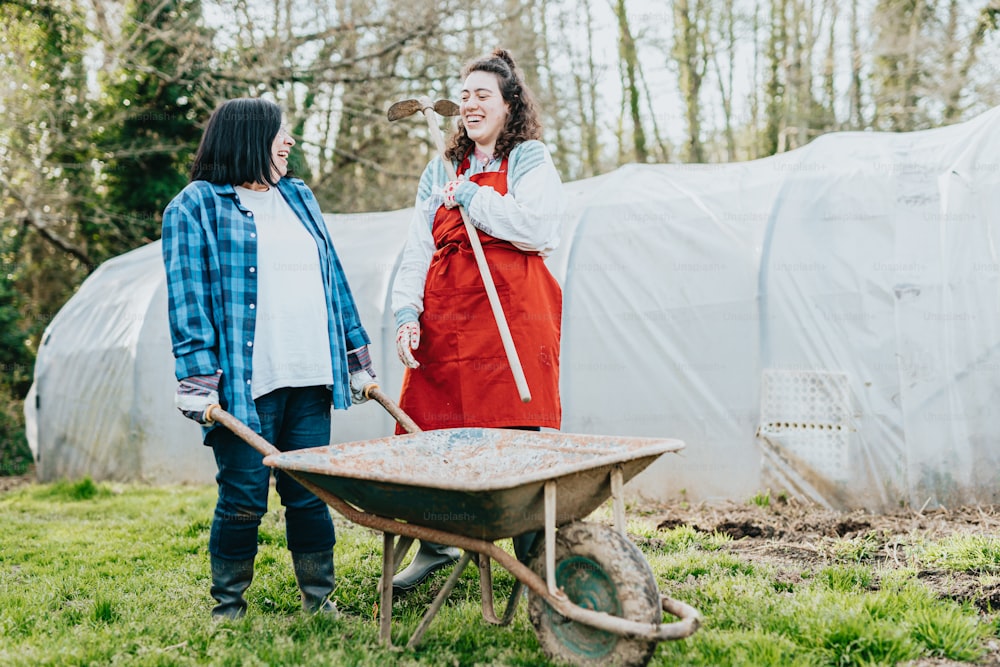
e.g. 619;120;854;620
205;400;701;654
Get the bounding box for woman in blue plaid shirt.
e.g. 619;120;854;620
162;97;376;619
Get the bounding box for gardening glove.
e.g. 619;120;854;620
446;179;479;209
175;371;221;424
350;371;377;405
347;346;377;405
442;179;462;209
395;321;421;369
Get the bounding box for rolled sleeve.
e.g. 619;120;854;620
394;306;420;328
453;180;479;209
343;324;371;352
174;350;221;381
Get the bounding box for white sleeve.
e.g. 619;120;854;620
464;141;567;256
390;162;443;324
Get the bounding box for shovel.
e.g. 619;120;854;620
388;96;531;404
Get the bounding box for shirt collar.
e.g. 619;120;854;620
206;181;294;197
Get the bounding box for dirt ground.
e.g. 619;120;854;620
0;473;34;495
3;474;999;664
647;498;1000;607
646;498;1000;666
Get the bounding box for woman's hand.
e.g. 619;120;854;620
349;370;378;405
442;179;463;209
347;346;378;404
395;321;421;368
174;371;222;424
442;178;479;210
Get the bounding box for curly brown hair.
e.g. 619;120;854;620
444;48;542;163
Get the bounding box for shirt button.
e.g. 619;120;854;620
247;341;253;347
250;232;256;238
246;211;253;217
249;267;255;273
246;379;251;385
249;304;255;309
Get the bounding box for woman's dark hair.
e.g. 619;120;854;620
190;98;285;186
445;48;542;162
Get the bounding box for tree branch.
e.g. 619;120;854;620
0;173;93;266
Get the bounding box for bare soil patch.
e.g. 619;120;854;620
650;499;1000;588
648;499;1000;665
0;472;35;495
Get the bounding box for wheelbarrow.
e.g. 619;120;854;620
206;388;700;666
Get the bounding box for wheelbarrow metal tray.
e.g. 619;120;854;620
264;427;684;541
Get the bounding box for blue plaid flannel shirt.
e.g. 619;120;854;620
162;178;370;434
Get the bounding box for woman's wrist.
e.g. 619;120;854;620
395;307;419;328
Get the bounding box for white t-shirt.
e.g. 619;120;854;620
236;186;333;399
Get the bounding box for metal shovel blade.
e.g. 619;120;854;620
387;98;459;121
387;99;424;121
432;99;459;117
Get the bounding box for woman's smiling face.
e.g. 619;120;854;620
271;124;294;180
460;71;509;155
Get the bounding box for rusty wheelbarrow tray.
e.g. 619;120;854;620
207;395;701;666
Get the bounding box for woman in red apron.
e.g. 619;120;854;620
390;49;568;592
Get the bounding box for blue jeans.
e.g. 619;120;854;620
206;385;336;560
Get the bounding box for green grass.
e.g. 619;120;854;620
914;534;1000;574
0;481;996;666
749;489;772;508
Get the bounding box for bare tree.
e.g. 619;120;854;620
672;0;712;162
847;0;865;128
764;0;788;154
613;0;648;162
871;0;934;131
709;0;738;160
535;1;573;177
941;1;1000;121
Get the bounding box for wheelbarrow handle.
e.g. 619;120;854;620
204;404;278;457
365;384;422;434
207;386;421;438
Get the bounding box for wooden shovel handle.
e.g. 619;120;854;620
420;102;532;404
365;385;421;434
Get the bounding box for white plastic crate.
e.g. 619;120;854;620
757;369;852;481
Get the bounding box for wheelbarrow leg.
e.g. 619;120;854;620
478;553;497;623
502;581;525;624
478;553;501;624
391;535;415;574
610;465;627;535
478;553;525;626
379;532;396;645
378;533;416;646
544;480;558;597
407;550;474;649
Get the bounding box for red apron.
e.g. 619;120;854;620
397;155;562;433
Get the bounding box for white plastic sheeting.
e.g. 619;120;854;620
756;111;1000;509
27;241;212;483
26;106;1000;509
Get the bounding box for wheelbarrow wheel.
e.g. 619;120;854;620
527;521;660;667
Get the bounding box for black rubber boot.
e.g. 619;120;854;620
513;530;542;564
391;541;461;594
291;550;338;614
210;555;255;620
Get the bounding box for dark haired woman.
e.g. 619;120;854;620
162;97;377;619
390;49;567;593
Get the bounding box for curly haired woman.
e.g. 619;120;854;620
389;49;567;593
